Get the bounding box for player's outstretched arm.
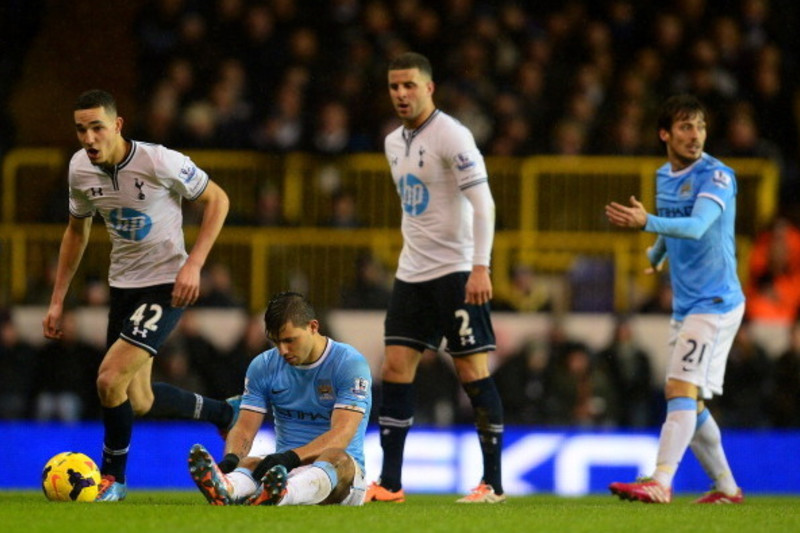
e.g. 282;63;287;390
43;215;92;339
172;180;229;307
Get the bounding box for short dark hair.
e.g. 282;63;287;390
264;291;317;339
657;94;706;133
388;52;433;79
75;90;117;114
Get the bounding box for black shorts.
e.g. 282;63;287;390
384;272;496;356
107;284;184;355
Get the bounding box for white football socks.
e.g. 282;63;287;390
278;462;337;506
228;468;258;501
652;398;697;488
690;409;738;495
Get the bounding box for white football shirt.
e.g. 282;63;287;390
384;109;493;282
68;140;209;288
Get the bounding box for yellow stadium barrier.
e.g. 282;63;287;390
0;149;778;312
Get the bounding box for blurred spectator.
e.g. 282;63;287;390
339;251;392;310
713;101;783;165
492;338;552;425
196;262;245;309
412;349;462;427
82;275;110;307
638;273;673;314
769;320;800;427
716;320;773;428
745;217;800;326
322;188;362;229
595;316;655;427
567;256;615;312
32;310;103;421
24;256;65;305
226;313;272;377
0;310;37;419
546;342;617;427
310;101;355;154
492;263;554;312
152;340;207;396
162;310;224;398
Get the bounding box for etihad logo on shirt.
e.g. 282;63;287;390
713;170;731;188
398;173;429;216
657;205;692;218
108;207;152;241
274;406;330;421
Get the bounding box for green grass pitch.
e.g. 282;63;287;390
1;491;797;533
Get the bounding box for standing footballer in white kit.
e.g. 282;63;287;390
366;52;505;504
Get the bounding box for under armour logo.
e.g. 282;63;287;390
391;156;398;166
132;327;148;338
418;147;425;168
90;187;103;197
462;335;476;346
134;179;145;200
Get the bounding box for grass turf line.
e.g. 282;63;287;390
1;491;797;533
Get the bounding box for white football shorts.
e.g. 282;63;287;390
665;303;745;399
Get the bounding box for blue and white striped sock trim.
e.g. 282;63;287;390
695;407;711;430
234;467;256;482
666;397;697;413
312;460;338;489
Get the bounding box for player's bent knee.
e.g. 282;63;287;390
664;379;698;400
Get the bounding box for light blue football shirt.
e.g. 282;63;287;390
240;338;372;469
650;153;745;320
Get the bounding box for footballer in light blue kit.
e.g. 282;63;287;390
188;292;372;507
605;95;745;505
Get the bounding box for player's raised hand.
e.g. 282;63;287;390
605;195;648;229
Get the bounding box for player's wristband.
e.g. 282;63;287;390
252;450;301;480
218;453;240;474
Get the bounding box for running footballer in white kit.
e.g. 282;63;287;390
43;90;235;502
605;94;745;505
366;52;505;504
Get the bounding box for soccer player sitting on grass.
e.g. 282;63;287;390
188;292;372;506
605;94;744;504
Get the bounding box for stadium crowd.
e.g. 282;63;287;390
125;0;800;211
3;0;800;428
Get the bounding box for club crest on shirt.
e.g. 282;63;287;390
712;170;731;188
351;377;369;397
679;180;693;199
316;380;334;401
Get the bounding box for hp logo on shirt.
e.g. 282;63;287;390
399;174;429;216
109;207;152;241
